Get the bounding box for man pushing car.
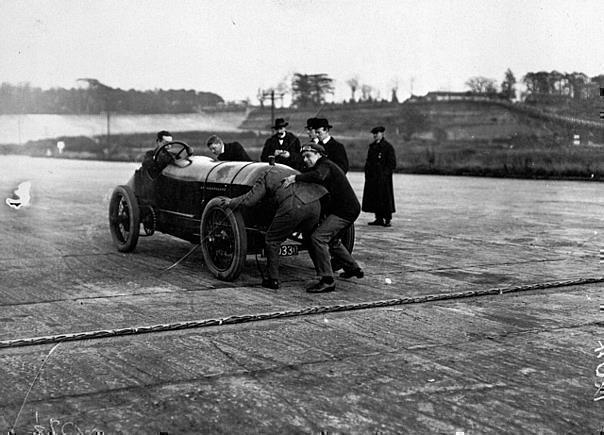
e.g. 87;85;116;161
219;164;328;290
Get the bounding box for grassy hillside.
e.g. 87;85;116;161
4;100;604;180
240;101;604;180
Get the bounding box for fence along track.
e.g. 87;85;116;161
1;276;602;350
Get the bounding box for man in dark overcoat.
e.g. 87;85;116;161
305;117;320;144
361;126;396;227
260;118;302;170
314;118;349;174
222;165;327;290
206;135;252;161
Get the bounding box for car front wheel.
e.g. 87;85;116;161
108;185;140;252
200;197;247;281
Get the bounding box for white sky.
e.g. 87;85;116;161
1;0;604;103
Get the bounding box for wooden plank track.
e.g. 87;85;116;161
1;156;603;433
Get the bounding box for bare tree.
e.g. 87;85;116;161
500;69;516;100
390;77;399;103
566;72;589;99
408;76;415;96
346;76;359;102
465;76;498;94
275;73;292;107
360;84;373;101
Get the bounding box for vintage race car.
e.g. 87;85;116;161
108;141;355;281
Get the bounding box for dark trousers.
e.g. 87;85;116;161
309;214;359;278
265;199;321;281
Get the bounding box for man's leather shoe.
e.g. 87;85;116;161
262;278;279;289
368;220;384;226
306;279;335;293
339;268;364;279
383;220;392;227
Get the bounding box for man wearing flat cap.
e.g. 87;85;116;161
314;118;349;174
282;142;363;293
362;126;397;227
261;118;302;170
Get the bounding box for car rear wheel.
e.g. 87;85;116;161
200;197;247;281
109;185;140;252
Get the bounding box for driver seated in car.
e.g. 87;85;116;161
220;165;328;290
142;130;175;178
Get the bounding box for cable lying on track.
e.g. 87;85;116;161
1;276;602;349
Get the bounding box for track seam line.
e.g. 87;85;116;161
1;276;602;349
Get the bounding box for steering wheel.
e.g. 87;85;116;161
153;141;193;163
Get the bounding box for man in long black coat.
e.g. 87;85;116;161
361;126;396;227
314;118;349;174
260;118;302;170
206;135;251;161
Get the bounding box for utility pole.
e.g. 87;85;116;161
259;88;285;128
106;110;110;151
260;89;276;126
77;78;115;155
269;90;275;126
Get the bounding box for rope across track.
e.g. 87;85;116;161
1;276;603;350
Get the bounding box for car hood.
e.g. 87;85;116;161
161;156;298;185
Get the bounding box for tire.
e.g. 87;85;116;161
200;197;247;281
340;223;355;253
109;185;140;252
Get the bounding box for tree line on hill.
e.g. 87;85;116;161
282;69;604;108
262;73;400;107
4;68;604;115
465;69;604;103
0;82;224;114
522;71;604;105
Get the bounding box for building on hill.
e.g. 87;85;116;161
407;91;501;103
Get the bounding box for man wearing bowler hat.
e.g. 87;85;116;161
362;126;396;227
305;117;320;144
261;118;302;170
314;118;349;174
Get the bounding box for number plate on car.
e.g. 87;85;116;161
263;245;299;257
279;244;299;256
